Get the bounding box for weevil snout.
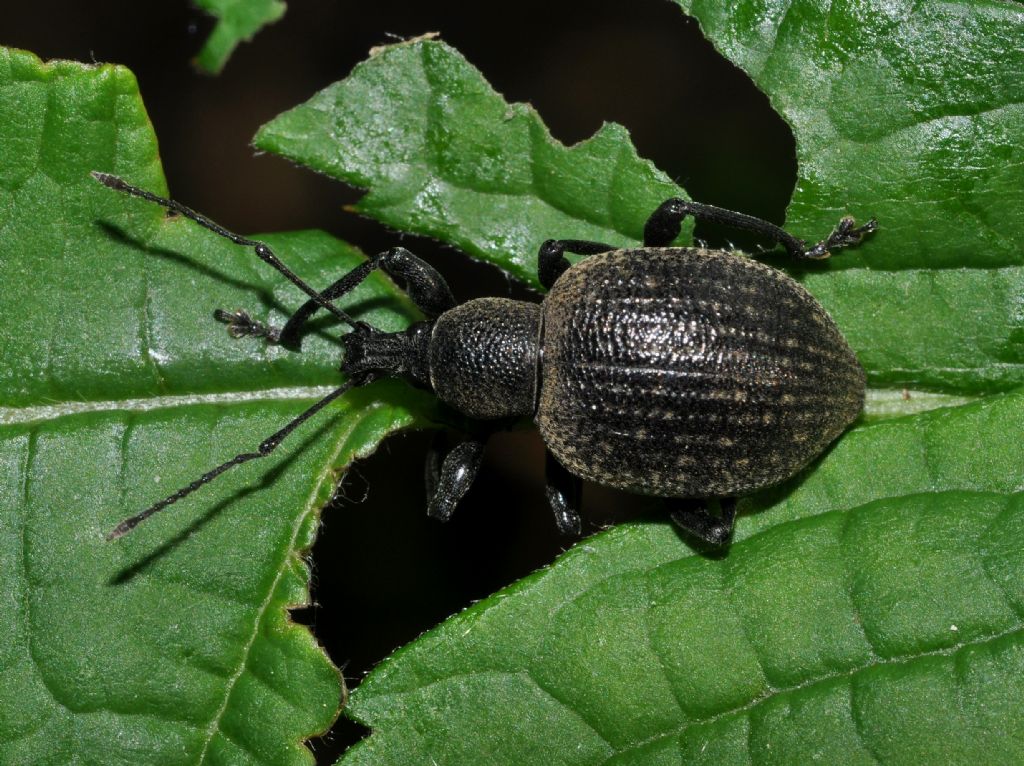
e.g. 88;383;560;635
340;321;432;388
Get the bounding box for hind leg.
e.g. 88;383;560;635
668;497;738;545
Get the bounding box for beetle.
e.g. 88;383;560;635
93;172;875;544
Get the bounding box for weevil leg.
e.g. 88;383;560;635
214;309;283;343
668;497;737;546
425;436;486;523
278;247;456;349
545;450;583;536
643;198;876;259
800;215;879;259
538;239;614;290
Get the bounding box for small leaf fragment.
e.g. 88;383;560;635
192;0;286;74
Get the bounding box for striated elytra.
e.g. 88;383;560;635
94;172;875;545
538;248;865;502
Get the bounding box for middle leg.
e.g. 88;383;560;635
545;450;583;536
538;239;614;290
219;246;456;350
424;433;487;523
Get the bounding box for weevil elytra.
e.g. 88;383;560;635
93;172;874;544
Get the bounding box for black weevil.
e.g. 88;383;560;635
94;172;875;544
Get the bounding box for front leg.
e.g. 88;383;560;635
279;247;456;349
425;435;486;522
214;247;456;350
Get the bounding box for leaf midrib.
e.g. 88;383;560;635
0;386;339;426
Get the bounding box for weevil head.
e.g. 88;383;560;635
340;320;433;389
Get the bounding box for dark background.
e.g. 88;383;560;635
6;2;795;759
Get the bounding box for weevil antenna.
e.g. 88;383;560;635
106;377;371;540
91;172;359;329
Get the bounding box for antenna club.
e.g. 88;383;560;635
91;170;124;189
106;517;138;541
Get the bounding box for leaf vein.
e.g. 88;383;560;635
518;669;616;753
848;678;885;766
977;497;1024;622
18;427;72;726
0;386;340;426
626;623;1023;760
194;402;368;763
640;583;687;721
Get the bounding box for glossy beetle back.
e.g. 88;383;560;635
537;248;865;497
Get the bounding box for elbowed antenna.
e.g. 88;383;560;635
90;171;359;329
106;378;369;540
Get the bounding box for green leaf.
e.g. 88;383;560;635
254;36;690;290
340;392;1024;765
1;396;410;765
0;47;425;763
192;0;286;74
255;18;1024;399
